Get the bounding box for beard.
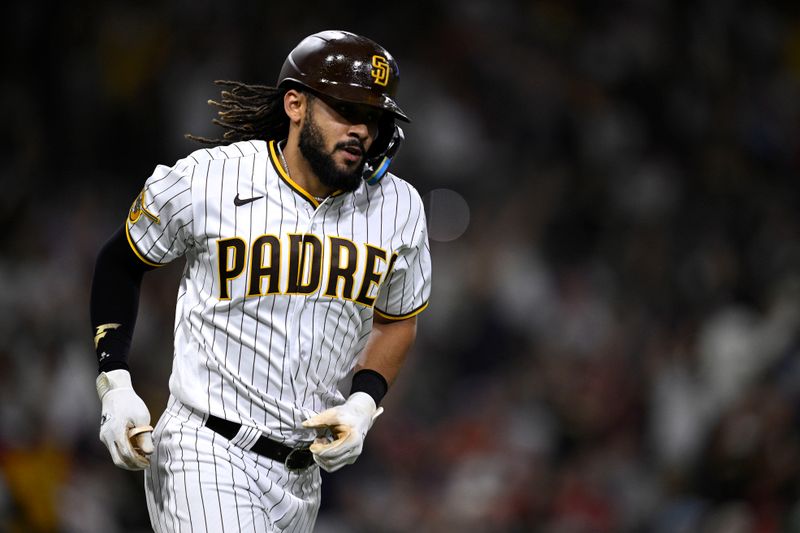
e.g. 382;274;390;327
298;107;365;193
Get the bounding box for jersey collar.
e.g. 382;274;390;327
268;140;347;208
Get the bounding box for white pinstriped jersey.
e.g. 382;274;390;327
125;139;431;446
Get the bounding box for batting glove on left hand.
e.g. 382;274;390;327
302;392;383;473
96;369;154;471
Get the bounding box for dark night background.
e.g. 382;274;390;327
3;1;800;531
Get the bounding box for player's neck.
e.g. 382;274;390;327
279;141;333;199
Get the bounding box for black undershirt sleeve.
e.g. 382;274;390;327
90;225;156;373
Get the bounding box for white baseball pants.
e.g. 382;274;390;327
144;397;321;532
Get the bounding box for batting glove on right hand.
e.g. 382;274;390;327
96;369;154;471
302;392;383;473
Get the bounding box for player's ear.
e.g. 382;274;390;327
284;89;306;124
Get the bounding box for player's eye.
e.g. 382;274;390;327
335;104;380;127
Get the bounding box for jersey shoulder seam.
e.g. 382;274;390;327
182;140;269;167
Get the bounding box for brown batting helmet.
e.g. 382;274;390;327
277;30;410;122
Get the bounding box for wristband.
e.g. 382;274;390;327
350;369;388;406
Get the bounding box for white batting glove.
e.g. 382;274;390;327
96;369;154;471
302;392;384;473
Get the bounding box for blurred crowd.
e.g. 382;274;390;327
3;1;800;531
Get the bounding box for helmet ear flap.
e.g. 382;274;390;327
363;123;404;185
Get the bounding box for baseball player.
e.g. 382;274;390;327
90;30;431;532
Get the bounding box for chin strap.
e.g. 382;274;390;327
363;124;404;185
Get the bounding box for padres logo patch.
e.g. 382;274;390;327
129;189;160;225
370;55;389;86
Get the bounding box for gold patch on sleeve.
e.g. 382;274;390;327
128;190;160;225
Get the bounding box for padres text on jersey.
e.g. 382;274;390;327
125;140;431;445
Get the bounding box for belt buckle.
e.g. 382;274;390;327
285;446;312;472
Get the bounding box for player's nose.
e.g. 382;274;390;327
347;120;379;150
347;122;369;141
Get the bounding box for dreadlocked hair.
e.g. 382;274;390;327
186;80;290;145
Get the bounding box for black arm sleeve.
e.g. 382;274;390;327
90;225;156;373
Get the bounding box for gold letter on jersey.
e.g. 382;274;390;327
217;237;247;300
286;234;322;295
355;245;389;307
248;235;281;297
371;55;389;87
324;237;358;300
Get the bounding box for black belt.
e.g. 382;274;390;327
204;414;315;471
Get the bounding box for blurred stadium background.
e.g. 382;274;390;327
4;1;800;531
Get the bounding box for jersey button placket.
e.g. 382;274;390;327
287;204;316;397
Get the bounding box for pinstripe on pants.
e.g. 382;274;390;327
145;397;322;532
